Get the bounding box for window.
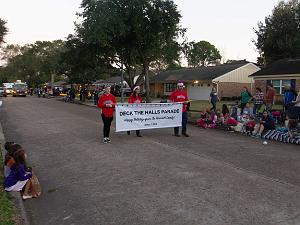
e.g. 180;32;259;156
271;80;291;94
164;83;177;93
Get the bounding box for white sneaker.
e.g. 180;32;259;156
22;194;32;200
103;138;108;144
107;138;111;143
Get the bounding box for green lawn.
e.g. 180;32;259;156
0;150;16;225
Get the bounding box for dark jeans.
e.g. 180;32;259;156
101;114;113;138
174;111;188;135
240;103;247;114
210;101;217;111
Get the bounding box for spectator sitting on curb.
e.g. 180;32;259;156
252;111;275;138
222;104;230;119
4;142;22;175
4;149;33;199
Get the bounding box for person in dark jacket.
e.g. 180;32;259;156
252;111;275;138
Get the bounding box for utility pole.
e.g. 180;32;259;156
121;63;124;103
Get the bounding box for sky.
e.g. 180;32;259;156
0;0;280;63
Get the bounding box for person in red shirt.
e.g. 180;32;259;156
97;85;116;144
127;86;143;137
169;82;189;137
266;83;276;111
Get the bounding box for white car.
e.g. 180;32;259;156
0;87;7;97
5;88;13;95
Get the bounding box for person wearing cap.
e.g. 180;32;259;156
127;86;143;137
169;82;189;137
97;85;117;144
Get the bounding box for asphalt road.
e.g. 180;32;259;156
1;96;300;225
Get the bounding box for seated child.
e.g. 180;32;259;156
245;116;256;135
257;103;267;118
207;110;217;128
253;110;275;137
287;118;299;138
4;149;34;199
197;109;210;128
215;109;225;126
222;104;230;119
197;109;217;128
4;142;22;168
230;101;239;120
243;103;253;116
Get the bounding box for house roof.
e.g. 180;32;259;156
250;58;300;77
150;62;249;83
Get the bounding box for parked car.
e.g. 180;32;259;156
5;88;13;96
0;87;7;97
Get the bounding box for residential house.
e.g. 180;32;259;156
150;62;260;100
249;58;300;102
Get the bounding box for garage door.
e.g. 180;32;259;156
187;84;211;100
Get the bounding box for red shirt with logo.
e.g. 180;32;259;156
128;94;142;104
97;93;116;117
169;89;188;112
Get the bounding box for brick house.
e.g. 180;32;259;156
150;62;260;100
249;58;300;103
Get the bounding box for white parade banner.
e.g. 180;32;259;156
116;103;183;132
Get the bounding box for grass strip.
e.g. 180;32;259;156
0;149;16;225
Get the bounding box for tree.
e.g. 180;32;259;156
254;0;300;64
0;18;8;45
184;41;222;67
61;35;112;84
78;0;184;102
0;40;69;87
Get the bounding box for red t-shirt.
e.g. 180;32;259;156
247;120;256;128
97;93;116;117
169;89;188;112
266;88;276;103
128;94;142;104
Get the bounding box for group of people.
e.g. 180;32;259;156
97;80;300;144
3;142;41;200
201;83;300;143
97;82;190;144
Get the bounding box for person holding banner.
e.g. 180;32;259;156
97;85;116;144
169;82;189;137
127;86;143;137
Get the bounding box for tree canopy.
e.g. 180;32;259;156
78;0;184;101
0;41;68;87
254;0;300;64
60;35;112;84
0;18;8;45
184;41;221;67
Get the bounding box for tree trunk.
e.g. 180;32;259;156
144;64;151;103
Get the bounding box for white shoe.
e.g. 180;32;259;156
22;194;32;200
107;138;111;143
103;138;108;144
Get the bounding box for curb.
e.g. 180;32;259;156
56;98;97;108
0;121;30;225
